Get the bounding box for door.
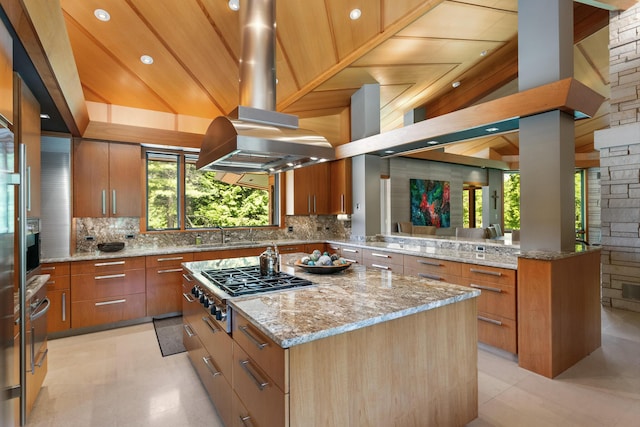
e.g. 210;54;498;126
1;126;16;426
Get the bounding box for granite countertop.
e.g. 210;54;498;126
184;255;480;349
14;274;50;316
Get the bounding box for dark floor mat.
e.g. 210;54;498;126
153;316;186;357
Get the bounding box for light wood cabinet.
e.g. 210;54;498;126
460;263;517;353
232;311;287;427
73;140;141;217
404;254;464;285
329;158;352;214
362;248;404;273
145;253;193;317
41;262;71;333
14;74;41;218
0;20;12;125
292;162;330;215
70;257;146;328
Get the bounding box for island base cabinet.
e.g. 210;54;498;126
288;298;478;427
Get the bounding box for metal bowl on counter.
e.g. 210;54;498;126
97;241;125;252
294;260;352;274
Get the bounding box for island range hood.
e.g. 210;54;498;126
196;0;334;174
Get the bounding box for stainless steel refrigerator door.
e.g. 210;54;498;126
1;126;16;427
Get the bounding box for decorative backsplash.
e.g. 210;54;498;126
74;216;352;253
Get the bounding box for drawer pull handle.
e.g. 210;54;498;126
158;268;183;274
417;259;441;267
202;316;219;334
371;263;390;270
62;292;66;322
342;248;358;253
478;315;502;326
40;266;56;271
182;273;193;282
95;299;126;306
469;268;502;277
371;252;390;258
470;284;502;293
157;256;184;262
239;415;255;427
202;356;222;377
94;261;126;267
343;258;357;263
240;359;269;390
95;273;126;280
46;280;55;285
418;273;442;281
280;247;299;252
183;324;195;338
239;325;268;350
182;292;196;303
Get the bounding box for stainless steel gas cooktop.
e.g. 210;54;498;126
200;265;314;297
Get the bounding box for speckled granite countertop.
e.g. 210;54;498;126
13;274;50;316
184;255;480;349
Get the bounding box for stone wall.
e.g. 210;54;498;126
594;4;640;312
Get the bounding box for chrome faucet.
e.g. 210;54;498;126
214;225;226;244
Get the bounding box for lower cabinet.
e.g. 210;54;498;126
362;248;404;273
146;253;193;317
41;262;71;333
70;257;146;328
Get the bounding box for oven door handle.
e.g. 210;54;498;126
30;297;51;322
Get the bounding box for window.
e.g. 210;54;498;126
462;186;482;228
502;170;584;234
145;150;276;231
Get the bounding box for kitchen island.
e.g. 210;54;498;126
183;255;480;427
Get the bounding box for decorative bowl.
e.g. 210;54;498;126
294;260;352;274
97;242;125;252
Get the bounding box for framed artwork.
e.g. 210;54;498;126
410;179;450;228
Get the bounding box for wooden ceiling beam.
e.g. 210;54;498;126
0;0;88;136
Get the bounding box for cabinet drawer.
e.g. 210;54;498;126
145;253;193;268
233;344;286;427
363;249;403;272
40;262;70;277
71;292;146;328
195;311;233;381
339;245;363;264
469;279;516;320
232;311;286;392
146;267;184;316
404;255;462;277
404;266;463;285
277;244;305;254
71;269;145;302
461;264;516;287
477;312;517;354
71;257;145;275
45;274;70;291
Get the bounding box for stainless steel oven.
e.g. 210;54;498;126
27;284;49;374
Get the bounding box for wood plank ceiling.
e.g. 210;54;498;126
56;0;612;168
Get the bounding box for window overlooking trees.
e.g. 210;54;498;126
502;170;585;233
145;151;275;231
462;186;483;228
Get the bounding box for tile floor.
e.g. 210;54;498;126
27;307;640;427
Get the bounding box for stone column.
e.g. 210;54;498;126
594;4;640;312
518;0;576;251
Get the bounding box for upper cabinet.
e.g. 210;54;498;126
329;158;352;215
0;20;12;125
292;162;330;215
73;140;141;217
14;74;41;218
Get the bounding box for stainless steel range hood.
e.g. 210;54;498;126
196;0;334;174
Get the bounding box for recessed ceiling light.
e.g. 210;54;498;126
486;127;499;132
94;9;110;22
384;150;395;154
140;55;154;65
350;9;362;20
452;81;461;88
427;140;439;145
40;113;50;119
228;0;240;11
480;50;488;57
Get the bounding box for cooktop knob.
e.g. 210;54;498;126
210;305;217;315
191;286;198;296
216;309;226;321
199;294;206;304
203;298;210;308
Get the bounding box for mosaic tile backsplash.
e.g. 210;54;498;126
74;216;351;253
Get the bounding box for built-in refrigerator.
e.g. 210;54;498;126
1;125;16;426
